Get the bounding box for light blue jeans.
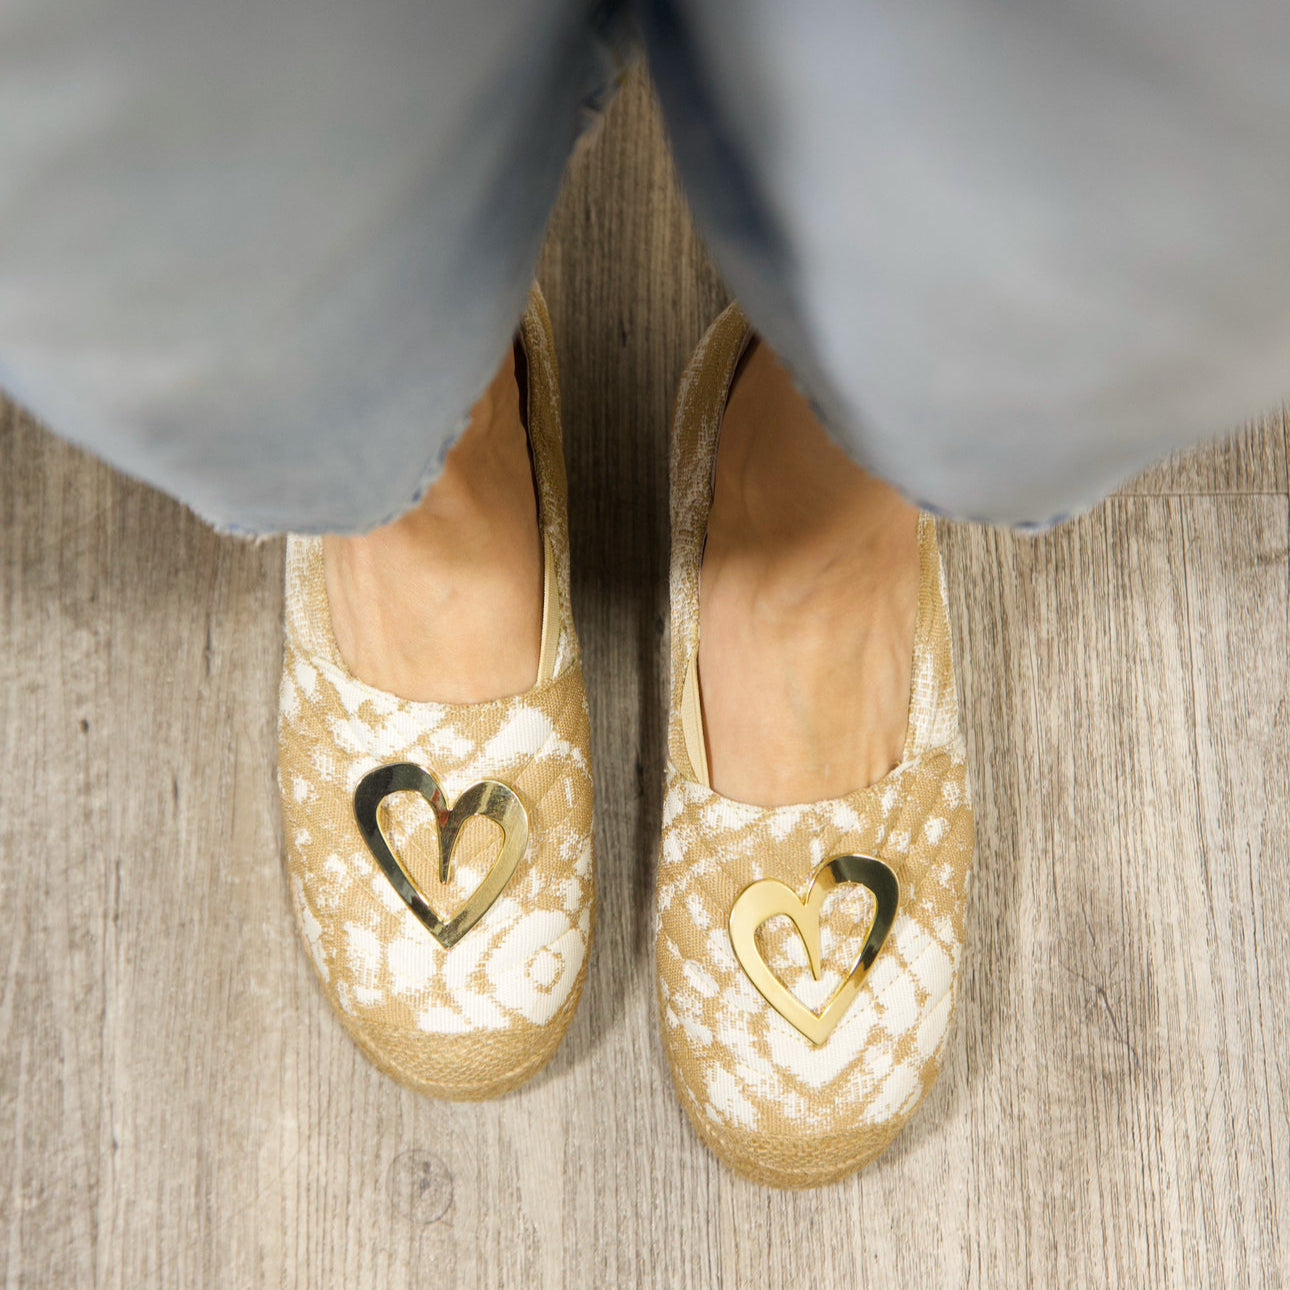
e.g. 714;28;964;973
3;1;1288;533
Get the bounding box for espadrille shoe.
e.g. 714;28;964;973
278;288;594;1101
656;304;976;1187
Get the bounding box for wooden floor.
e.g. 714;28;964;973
2;69;1288;1290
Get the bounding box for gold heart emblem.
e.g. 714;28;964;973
728;854;899;1046
353;762;528;950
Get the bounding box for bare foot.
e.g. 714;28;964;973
697;340;920;806
323;347;542;704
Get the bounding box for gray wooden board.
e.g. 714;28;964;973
1;67;1287;1290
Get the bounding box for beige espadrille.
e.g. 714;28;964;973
278;287;594;1101
656;304;976;1187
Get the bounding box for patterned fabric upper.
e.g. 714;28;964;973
658;304;976;1143
280;546;593;1037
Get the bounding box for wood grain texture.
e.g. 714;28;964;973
1119;405;1289;495
2;66;1287;1289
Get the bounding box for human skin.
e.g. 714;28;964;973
324;338;918;808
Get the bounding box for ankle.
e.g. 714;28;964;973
408;354;533;528
320;343;543;703
704;477;919;631
712;345;916;567
696;335;922;804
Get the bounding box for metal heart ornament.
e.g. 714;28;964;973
728;854;899;1046
353;762;528;950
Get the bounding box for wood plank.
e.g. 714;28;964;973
535;64;730;1290
1120;405;1289;495
930;495;1288;1290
